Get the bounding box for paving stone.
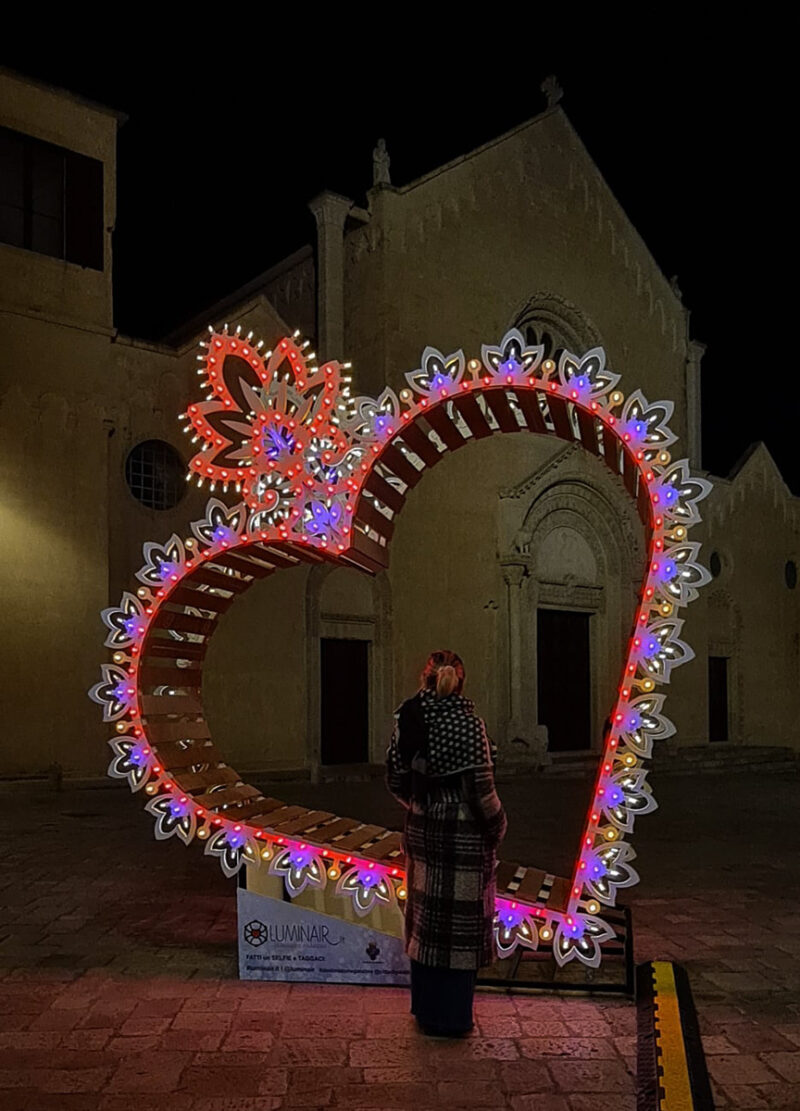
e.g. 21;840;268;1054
548;1058;634;1092
758;1051;800;1083
707;1053;782;1086
518;1037;618;1058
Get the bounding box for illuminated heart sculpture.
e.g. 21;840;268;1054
91;325;711;969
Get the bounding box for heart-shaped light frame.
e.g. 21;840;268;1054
91;325;711;969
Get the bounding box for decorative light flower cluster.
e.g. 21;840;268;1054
91;324;711;969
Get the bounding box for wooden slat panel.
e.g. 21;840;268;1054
174;766;240;791
140;694;203;716
495;861;521;893
217;798;287;822
209;551;272;578
547;395;574;442
354;499;394;541
147;720;211;743
143;640;207;660
483;389;519;433
282;543;329;565
327;824;385;851
576;408;600;455
602;425;621;473
360;832;404;861
165;585;235;614
248;546;302;570
424;406;467;452
622;450;638;498
270;810;335;836
192;785;262;810
250;804;310;829
637;478;651;526
514;867;548;902
348;530;388;572
186;567;252;594
398;421;442;467
380;444;423;488
304;817;362;844
513;389;548;434
155;742;222;769
153;610;216;637
452;393;493;439
545;875;571;913
364;471;405;513
136;665;202;688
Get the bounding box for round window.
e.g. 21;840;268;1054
709;551;722;578
786;560;798;590
125;440;186;511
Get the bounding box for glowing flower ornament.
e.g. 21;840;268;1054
558;347;620;401
108;738;153;792
599;769;657;832
136;536;186;588
619;391;677;459
346;387;402;445
632;618;694;682
270;844;326;896
582;841;639;905
405;346;465;399
101;593;148;650
651;460;709;527
304;497;348;546
190;499;246;549
495;899;540;956
145;793;197;845
337;864;393;915
481;328;543;383
204;825;259;879
555;913;616;969
89;664;136;722
612;693;674;758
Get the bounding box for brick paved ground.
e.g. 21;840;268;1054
0;768;798;1110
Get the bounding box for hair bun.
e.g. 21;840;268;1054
436;665;458;698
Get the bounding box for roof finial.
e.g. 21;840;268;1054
372;137;391;187
541;75;563;108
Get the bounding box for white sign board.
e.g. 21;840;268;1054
238;887;411;985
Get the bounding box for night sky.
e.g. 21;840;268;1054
3;36;794;491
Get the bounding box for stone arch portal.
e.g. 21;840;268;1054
91;326;711;969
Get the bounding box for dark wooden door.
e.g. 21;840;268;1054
537;609;592;752
708;656;729;742
320;638;369;764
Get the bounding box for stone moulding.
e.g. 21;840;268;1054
91;325;711;969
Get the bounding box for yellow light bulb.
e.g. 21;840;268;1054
327;867;340;881
605;828;618;841
539;927;552;941
397;887;407;900
587;900;599;914
145;783;157;795
261;847;273;861
197;827;208;839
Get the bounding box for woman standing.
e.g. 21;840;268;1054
386;650;507;1037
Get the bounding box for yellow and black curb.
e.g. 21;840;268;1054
636;960;714;1111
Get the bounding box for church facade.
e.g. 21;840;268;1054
1;67;798;780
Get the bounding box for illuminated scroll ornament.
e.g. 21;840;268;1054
91;324;711;968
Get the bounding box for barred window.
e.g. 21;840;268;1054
125;440;185;511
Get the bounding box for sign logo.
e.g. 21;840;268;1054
244;920;268;947
366;941;380;961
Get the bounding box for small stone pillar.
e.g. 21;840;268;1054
308;191;353;361
686;339;705;470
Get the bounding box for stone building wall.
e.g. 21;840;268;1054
1;71;798;783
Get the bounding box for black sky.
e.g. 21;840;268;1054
3;31;794;491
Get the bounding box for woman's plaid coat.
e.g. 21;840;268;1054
386;692;507;971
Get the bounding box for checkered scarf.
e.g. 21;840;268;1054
393;689;493;779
